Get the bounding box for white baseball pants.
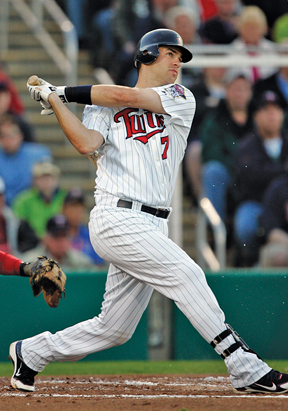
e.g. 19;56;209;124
21;194;270;388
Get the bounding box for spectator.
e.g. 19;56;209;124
188;65;227;139
0;81;34;142
133;0;199;36
105;0;200;86
258;173;288;268
164;5;202;87
111;0;180;85
0;114;51;206
84;0;117;75
184;65;227;200
12;162;67;238
231;6;278;83
57;1;114;49
199;0;241;44
21;214;96;271
62;187;106;266
233;90;288;266
200;69;254;221
0;176;38;255
272;13;288;44
241;0;288;33
0;64;25;115
253;40;288;111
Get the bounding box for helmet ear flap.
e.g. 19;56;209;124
134;44;159;68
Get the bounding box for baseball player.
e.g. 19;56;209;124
9;29;288;394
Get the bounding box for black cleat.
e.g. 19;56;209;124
9;341;38;392
234;369;288;394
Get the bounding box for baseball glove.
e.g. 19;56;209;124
22;256;66;308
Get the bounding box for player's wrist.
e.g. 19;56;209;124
55;86;68;104
65;85;92;105
19;262;32;277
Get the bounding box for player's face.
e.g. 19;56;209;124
151;47;182;85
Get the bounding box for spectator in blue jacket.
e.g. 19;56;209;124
62;187;106;267
0;114;51;205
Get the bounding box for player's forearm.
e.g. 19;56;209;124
90;85;166;113
65;84;166;114
48;93;104;154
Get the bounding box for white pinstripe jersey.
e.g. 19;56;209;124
82;83;196;207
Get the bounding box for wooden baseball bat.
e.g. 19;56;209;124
27;75;40;86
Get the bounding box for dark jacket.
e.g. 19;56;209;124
260;174;288;238
233;132;288;203
201;99;255;172
187;77;217;142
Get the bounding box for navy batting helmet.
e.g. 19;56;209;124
134;28;193;69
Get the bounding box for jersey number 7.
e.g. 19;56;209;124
161;136;169;160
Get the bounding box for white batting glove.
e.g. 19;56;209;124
27;78;55;102
40;102;54;116
35;78;68;104
27;78;68;115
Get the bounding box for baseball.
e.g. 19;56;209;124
28;75;40;86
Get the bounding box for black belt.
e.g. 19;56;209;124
117;199;170;219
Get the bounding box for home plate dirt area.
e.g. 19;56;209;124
1;374;288;411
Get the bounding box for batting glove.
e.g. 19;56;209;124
27;78;68;115
39;102;54;116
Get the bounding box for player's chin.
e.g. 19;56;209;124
169;71;178;82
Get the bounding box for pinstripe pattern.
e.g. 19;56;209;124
82;84;195;207
21;83;271;389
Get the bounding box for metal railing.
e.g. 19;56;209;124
196;198;226;271
185;43;288;68
0;0;78;86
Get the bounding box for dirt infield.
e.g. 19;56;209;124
1;374;288;411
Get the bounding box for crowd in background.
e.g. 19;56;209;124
0;63;106;270
1;0;288;269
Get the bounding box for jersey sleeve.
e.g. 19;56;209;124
82;105;113;142
152;84;196;130
0;251;22;276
